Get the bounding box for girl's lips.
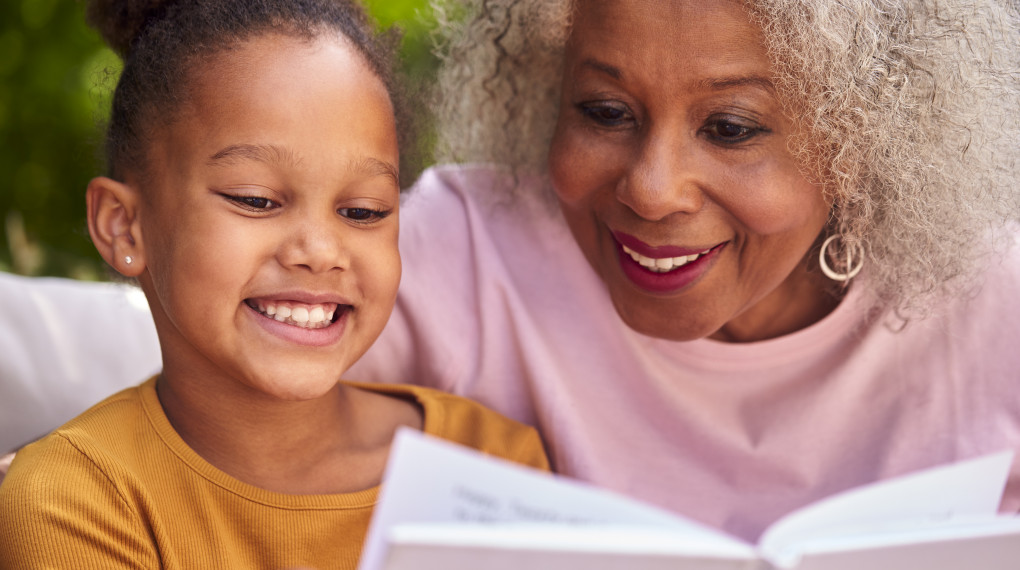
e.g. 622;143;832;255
243;298;351;347
612;233;726;294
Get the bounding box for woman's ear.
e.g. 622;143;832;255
86;176;145;278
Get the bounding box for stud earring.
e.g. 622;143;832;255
125;256;133;265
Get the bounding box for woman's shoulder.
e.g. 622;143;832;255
959;229;1020;309
407;164;554;213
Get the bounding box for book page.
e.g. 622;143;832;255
384;525;763;570
790;518;1020;570
357;428;753;570
758;450;1015;567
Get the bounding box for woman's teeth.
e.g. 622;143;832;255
250;300;338;329
622;244;710;273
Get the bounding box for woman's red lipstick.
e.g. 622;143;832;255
612;231;725;294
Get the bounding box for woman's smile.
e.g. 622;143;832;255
612;231;727;294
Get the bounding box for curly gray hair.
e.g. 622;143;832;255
430;0;1020;317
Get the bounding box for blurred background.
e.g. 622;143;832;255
0;0;435;280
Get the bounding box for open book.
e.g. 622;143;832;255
358;429;1020;570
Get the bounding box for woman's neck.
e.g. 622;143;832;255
709;260;844;343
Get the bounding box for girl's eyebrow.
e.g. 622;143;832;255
208;143;398;185
208;143;295;166
351;156;400;187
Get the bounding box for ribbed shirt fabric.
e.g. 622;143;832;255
0;377;548;569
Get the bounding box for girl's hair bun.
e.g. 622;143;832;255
85;0;172;58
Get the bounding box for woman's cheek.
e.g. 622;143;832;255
549;129;614;207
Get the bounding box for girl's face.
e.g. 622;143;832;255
136;34;401;400
549;0;833;342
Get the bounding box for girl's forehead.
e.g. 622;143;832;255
185;33;375;108
154;32;397;172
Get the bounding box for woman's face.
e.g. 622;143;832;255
549;0;834;342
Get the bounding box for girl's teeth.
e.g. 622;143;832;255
310;306;325;322
252;300;338;329
622;244;709;273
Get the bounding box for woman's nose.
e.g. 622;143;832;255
615;130;705;222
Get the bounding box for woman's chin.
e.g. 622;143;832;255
613;300;719;342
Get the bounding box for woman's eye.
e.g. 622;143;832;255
226;194;278;211
702;119;765;143
578;102;633;127
338;207;390;222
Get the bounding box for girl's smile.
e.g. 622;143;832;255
244;296;350;348
246;299;343;330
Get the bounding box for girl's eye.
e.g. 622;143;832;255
578;101;634;127
226;194;278;211
338;207;390;222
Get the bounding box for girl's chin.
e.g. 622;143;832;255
244;375;343;402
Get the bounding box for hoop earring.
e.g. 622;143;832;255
819;234;863;282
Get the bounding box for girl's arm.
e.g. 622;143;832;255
0;436;159;569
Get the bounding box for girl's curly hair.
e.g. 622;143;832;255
431;0;1020;317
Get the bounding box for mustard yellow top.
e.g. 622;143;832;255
0;377;548;569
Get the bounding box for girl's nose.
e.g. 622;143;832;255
615;130;705;222
277;216;349;273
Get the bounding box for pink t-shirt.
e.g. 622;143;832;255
351;165;1020;540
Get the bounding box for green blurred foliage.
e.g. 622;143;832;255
0;0;435;280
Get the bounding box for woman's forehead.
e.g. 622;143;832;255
564;0;770;81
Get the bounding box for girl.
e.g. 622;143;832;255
0;0;547;568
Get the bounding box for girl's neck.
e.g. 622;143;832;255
154;368;422;495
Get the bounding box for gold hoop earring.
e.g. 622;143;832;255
819;234;863;282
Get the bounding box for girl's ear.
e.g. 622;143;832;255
86;176;145;278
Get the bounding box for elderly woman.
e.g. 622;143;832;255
3;0;1019;542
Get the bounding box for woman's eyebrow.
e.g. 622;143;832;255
580;57;776;95
207;143;296;166
697;75;776;94
580;58;622;80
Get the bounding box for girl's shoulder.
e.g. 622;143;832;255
343;381;549;472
